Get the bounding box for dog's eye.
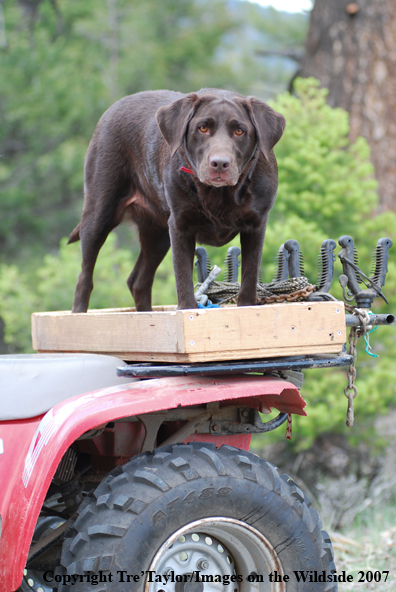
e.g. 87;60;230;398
235;128;244;136
199;124;209;133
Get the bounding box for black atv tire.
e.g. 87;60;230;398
56;443;337;591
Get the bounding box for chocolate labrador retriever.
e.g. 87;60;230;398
68;89;285;312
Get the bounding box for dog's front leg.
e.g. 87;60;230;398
168;216;198;309
238;221;267;306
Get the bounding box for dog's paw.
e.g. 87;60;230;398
236;295;257;307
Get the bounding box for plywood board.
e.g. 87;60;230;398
32;301;346;362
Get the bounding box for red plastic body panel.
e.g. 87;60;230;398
0;374;306;591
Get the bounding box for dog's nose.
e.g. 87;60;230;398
210;155;230;170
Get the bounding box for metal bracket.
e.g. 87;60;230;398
338;235;392;308
137;413;166;452
118;353;353;379
209;408;288;435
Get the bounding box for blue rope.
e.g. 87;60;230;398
198;300;220;309
364;325;379;358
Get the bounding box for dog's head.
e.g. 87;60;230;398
156;91;285;187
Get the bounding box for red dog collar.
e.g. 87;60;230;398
180;166;194;175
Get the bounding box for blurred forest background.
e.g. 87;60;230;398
1;1;396;454
2;2;396;579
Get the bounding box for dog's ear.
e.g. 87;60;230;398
156;93;200;156
238;97;286;161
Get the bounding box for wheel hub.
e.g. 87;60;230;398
175;579;203;592
146;517;286;591
153;531;235;591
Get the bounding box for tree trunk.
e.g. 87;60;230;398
300;0;396;211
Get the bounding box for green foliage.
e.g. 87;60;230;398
0;0;306;262
273;79;377;230
35;234;179;311
36;235;136;312
212;3;308;99
0;264;37;352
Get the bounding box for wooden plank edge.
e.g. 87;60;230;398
36;343;344;363
31;301;345;317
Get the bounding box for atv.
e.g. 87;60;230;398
0;235;393;592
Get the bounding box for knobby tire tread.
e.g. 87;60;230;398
55;443;337;591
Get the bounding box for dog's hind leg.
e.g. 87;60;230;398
127;222;170;311
71;207;120;313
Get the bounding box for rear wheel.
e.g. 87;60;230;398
57;443;337;591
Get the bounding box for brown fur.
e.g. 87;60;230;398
69;89;285;312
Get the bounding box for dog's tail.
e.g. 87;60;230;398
67;223;81;244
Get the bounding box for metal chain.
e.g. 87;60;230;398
344;307;371;427
344;326;358;427
258;284;316;304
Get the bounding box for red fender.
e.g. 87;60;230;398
0;374;306;591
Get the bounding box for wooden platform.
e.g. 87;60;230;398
31;301;346;363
